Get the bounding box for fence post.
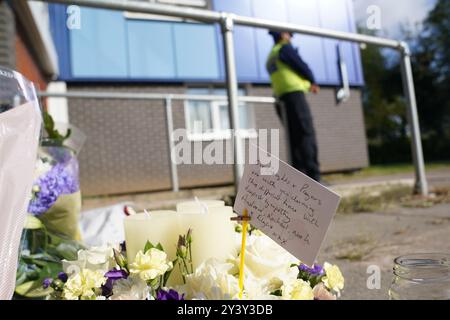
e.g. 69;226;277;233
220;13;244;190
165;96;179;192
399;42;428;196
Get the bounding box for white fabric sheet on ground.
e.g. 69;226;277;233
79;202;132;247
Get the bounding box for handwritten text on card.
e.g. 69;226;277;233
234;159;341;266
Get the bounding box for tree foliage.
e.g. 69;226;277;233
360;0;450;164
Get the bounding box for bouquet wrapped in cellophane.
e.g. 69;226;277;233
15;113;86;299
27;115;85;240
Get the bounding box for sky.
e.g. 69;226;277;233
352;0;437;38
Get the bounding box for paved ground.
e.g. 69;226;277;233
81;167;450;300
319;203;450;299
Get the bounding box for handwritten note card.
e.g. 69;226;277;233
234;154;341;266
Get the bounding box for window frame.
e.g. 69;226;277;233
184;89;257;142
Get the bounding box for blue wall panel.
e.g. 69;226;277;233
318;0;361;84
51;0;363;85
285;0;327;84
69;8;128;78
252;0;288;81
127;20;176;78
48;4;71;79
212;0;259;81
173;24;220;79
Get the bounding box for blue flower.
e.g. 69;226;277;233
43;278;53;289
102;269;129;297
58;272;68;283
299;263;324;276
28;158;80;216
156;289;184;300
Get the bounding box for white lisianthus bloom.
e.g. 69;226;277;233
63;269;106;300
109;276;150;300
281;278;314;300
129;249;173;282
240;235;299;281
181;258;240;300
322;262;344;294
62;245;116;275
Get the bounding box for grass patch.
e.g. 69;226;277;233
338;184;450;214
337;184;412;214
326;161;450;183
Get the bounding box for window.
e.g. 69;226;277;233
185;88;256;141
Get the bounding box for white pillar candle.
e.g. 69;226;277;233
176;200;225;213
124;210;185;285
124;210;179;264
176;200;237;270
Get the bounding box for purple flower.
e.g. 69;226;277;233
102;269;129;297
43;278;53;289
57;272;68;283
299;263;324;276
28;158;80;216
156;289;184;301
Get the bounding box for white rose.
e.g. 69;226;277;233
240;235;299;281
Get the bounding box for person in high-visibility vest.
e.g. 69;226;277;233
266;30;321;182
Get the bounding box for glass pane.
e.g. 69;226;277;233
239;104;252;130
219;104;252;130
187;101;212;133
219;105;230;130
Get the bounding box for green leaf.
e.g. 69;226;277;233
144;241;154;253
155;242;164;252
15;280;53;298
24;215;44;230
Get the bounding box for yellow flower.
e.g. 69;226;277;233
129;249;173;281
322;262;344;293
63;269;106;300
282;279;314;300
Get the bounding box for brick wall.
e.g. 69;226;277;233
248;86;369;172
68;85;368;196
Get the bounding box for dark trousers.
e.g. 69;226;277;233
278;91;321;181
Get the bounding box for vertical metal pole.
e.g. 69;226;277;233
399;42;428;196
165;96;179;192
221;14;244;189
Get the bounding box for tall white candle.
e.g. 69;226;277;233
176;200;225;213
176;201;237;270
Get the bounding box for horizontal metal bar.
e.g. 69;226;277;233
38;91;276;104
35;0;401;49
39;0;222;22
232;15;400;49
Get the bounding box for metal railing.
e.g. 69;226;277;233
34;0;428;195
38;90;276;192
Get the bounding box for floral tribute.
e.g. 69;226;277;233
42;229;344;300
